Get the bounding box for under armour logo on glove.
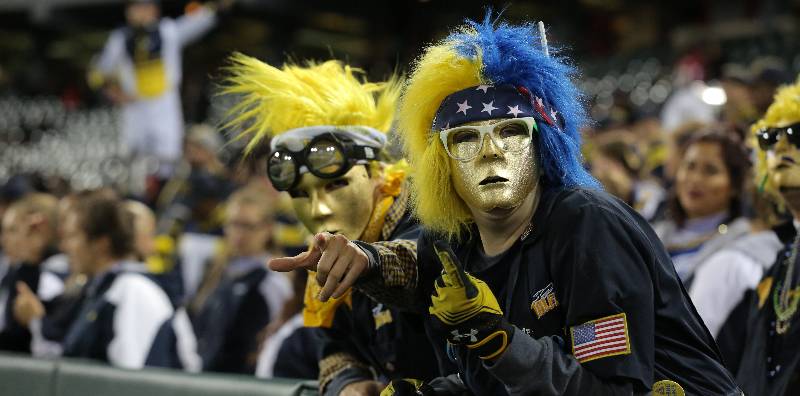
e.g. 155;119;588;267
428;240;515;360
450;328;479;343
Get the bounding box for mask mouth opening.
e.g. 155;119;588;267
479;176;508;185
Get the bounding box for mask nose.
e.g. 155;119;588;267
309;193;333;220
480;134;503;159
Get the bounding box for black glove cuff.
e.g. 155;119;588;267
468;319;514;360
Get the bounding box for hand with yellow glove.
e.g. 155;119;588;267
428;241;513;361
380;379;436;396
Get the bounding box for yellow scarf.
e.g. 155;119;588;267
302;164;407;327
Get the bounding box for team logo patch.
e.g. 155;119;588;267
652;380;685;396
530;282;559;319
372;303;393;330
570;313;631;363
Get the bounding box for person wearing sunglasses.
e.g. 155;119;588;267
269;14;741;396
222;54;439;396
719;80;800;396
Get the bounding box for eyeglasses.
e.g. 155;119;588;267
757;122;800;150
439;117;537;161
267;132;378;191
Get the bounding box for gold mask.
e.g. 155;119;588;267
766;119;800;191
449;120;538;214
290;165;377;240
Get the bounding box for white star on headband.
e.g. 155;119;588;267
535;96;544;108
481;101;498;115
507;105;523;117
550;109;558;121
476;85;491;93
456;100;472;115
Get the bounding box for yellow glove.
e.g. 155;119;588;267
381;379;435;396
428;241;513;361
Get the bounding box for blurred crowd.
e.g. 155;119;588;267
1;0;800;394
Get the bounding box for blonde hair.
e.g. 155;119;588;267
751;78;800;205
7;193;59;241
398;30;485;237
221;53;402;154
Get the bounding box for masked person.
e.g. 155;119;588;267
222;55;439;395
271;15;741;396
718;79;800;396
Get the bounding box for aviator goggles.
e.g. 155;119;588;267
267;132;379;191
757;122;800;150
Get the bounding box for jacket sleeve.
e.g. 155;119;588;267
106;275;174;369
354;238;427;313
173;6;217;48
483;328;642;396
317;304;374;395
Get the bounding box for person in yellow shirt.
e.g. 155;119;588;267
91;0;230;180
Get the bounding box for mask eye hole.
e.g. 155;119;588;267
498;122;527;138
452;129;480;144
288;188;309;198
325;178;350;192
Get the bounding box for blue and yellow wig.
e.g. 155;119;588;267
399;13;599;235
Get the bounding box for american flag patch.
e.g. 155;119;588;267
570;313;630;363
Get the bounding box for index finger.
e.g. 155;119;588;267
268;247;321;272
432;241;464;288
433;240;479;299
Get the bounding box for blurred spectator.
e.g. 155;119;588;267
127;200;158;260
125;200;183;306
663;121;709;183
0;193;63;354
660;80;722;133
157;186;291;374
719;63;758;125
0;175;34;225
589;136;665;221
690;191;782;338
54;195;173;368
89;0;225;182
11;191;107;358
653;129;752;286
748;57;793;116
157;124;233;299
255;269;319;380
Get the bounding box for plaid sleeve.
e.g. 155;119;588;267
318;352;372;394
354;239;427;313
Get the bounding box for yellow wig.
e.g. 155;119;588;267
751;78;800;204
398;32;485;237
221;52;402;153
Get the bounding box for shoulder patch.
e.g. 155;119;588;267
652;380;685;396
570;312;631;363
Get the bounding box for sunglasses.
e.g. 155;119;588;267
757;122;800;150
439;117;538;162
267;132;377;191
